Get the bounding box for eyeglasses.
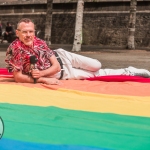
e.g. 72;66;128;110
17;29;35;35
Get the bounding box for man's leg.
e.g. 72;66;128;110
63;67;100;79
55;48;101;72
99;68;126;76
4;33;7;40
99;66;150;78
54;49;150;79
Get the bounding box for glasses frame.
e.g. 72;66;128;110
17;29;36;35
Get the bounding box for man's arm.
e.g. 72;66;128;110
13;55;61;84
13;70;35;83
31;55;61;79
13;71;60;84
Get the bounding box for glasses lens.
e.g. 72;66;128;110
18;29;35;35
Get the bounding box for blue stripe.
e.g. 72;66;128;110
0;138;110;150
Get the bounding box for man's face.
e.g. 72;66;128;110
16;22;35;47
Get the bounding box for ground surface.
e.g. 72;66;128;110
0;45;150;70
76;49;150;70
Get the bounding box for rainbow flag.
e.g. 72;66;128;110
0;70;150;150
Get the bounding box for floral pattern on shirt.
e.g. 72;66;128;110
5;36;54;74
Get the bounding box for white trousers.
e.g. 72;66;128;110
51;48;127;80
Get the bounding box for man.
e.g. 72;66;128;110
5;18;150;85
3;22;14;43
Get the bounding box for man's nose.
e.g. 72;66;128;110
26;31;31;36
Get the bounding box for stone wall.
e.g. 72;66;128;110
0;0;150;49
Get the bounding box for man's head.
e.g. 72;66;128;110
7;22;11;26
16;18;35;47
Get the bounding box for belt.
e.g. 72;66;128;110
55;51;64;79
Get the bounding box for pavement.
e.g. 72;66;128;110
0;43;150;70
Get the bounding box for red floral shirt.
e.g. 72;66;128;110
5;37;54;74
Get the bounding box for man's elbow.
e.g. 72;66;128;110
13;72;24;83
13;75;22;83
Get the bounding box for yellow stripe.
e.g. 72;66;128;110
0;84;150;117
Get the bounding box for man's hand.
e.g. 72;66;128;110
31;70;61;85
38;77;61;85
31;69;42;79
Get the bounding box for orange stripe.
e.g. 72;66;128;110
1;78;150;96
42;80;150;96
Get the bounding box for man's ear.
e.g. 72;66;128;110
16;30;19;37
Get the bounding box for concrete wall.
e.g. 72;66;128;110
0;0;150;49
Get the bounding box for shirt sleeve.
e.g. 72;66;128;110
46;47;55;58
41;40;54;58
5;45;23;72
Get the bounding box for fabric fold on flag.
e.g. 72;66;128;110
0;68;150;150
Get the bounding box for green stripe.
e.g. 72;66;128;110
0;103;150;150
